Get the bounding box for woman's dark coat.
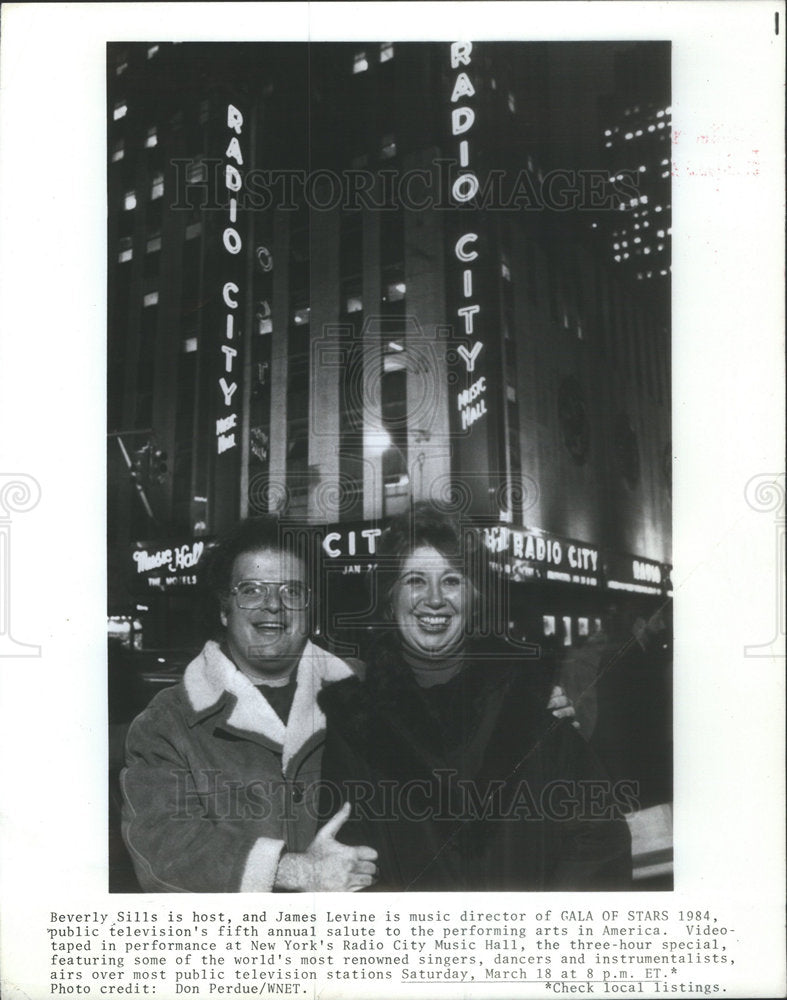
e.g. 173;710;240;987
318;640;632;892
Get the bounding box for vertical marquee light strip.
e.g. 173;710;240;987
211;101;246;530
445;41;504;516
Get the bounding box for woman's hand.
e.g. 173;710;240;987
548;684;580;729
274;803;378;891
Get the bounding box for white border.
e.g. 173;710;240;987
0;3;784;998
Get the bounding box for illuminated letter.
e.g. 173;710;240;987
226;314;235;340
361;528;382;554
221;345;238;372
225;164;242;193
451;106;475;136
457;341;483;372
223;282;239;309
457;305;480;335
226;136;244;165
451;73;476;103
223;228;242;254
463;269;473;297
452;173;479;203
450;42;473;69
219;378;237;406
322;532;342;557
227;104;244;134
455;232;478;262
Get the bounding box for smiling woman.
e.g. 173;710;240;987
317;502;633;891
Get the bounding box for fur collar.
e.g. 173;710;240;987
183;639;353;771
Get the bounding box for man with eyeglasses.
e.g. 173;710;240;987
121;516;377;893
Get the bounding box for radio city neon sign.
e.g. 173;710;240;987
450;42;487;428
216;103;245;456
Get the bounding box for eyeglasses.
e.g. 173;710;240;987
230;580;311;611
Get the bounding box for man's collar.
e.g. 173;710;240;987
183;639;354;770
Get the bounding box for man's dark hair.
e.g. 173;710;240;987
203;516;300;599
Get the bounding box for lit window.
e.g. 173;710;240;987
383;281;406;302
353;50;368;74
118;237;133;263
113;101;127;121
116;60;128;76
500;259;511;281
186;161;206;183
643;221;650;228
293;306;310;325
143;291;159;307
604;129;612;137
150;172;164;200
643;246;651;255
667;227;672;235
145;127;158;149
638;165;646;173
656;229;665;238
657;121;665;129
507;384;517;402
182;337;198;353
605;141;612;148
661;158;669;166
146;235;162;254
614;254;621;262
613;242;620;250
661;170;670;179
490;77;497;90
380;134;396;159
507;92;516;113
542;615;556;637
621;241;628;248
635;129;643;137
633;224;640;231
655;205;662;213
639;194;648;205
185;222;202;240
562;616;572;646
660;269;668;276
576;322;584;341
623;252;630;260
648;124;656;132
624;132;633;140
629;197;639;207
578;618;589;637
634;237;641;244
637;272;643;280
665;106;672;115
345;295;363;314
111;139;124;162
124;190;137;211
147;44;159;59
657;244;664;252
657;109;664;118
379;42;394;62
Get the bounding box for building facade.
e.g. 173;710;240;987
108;41;671;658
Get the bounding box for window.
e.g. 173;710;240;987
111;139;124;163
146;234;162;254
182;337;198;353
500;258;511;281
185;222;202;240
507;92;516;113
383;279;406;302
116;59;128;76
186;161;206;183
145;127;158;149
118;237;133;263
380;134;397;159
147;44;159;59
143;291;159;307
292;305;310;326
380;42;394;63
123;190;137;211
113;101;128;121
506;383;517;403
150;172;164;200
352;50;368;74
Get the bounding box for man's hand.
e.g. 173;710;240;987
274;803;378;892
548;684;580;729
